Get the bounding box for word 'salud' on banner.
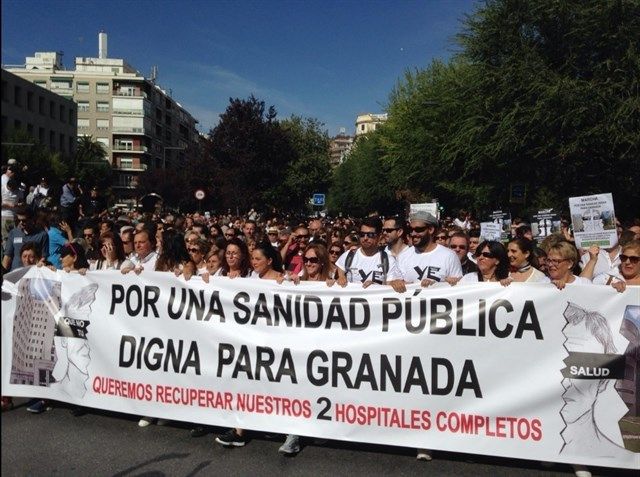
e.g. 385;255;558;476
2;267;638;470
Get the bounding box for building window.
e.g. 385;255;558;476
78;118;90;129
77;82;90;93
27;123;34;136
1;81;8;101
96;101;109;113
49;101;55;118
25;91;34;111
120;158;133;169
96;83;110;94
14;86;22;106
97;119;109;129
34;80;47;89
78;101;90;112
39;127;45;143
38;96;45;114
14;119;22;130
49;130;56;149
115;139;133;150
69;109;74;125
60;105;65;121
60;134;66;153
51;80;71;90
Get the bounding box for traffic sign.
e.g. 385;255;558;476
312;193;325;206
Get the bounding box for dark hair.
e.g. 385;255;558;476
469;229;481;239
508;237;539;268
59;242;90;269
20;242;41;260
135;229;156;248
156;229;191;272
361;216;382;234
221;238;251;277
98;231;126;262
252;240;283;272
476;240;509;280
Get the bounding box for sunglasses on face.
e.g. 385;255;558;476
296;234;310;240
359;231;377;239
409;226;428;233
435;235;447;240
268;232;278;236
620;254;640;264
450;245;467;250
188;248;200;253
382;227;399;233
329;249;341;255
479;251;496;258
303;256;319;264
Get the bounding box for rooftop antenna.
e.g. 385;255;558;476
150;65;158;82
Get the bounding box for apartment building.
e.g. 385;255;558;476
328;128;353;167
355;113;388;136
1;68;77;157
4;33;200;202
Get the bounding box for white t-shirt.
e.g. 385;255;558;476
336;248;400;284
510;268;550;283
396;244;463;283
565;275;592;285
593;271;623;285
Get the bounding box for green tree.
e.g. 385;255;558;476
277;116;331;212
328;131;399;216
377;0;639;219
208;96;296;213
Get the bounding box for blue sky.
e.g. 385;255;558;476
2;0;477;136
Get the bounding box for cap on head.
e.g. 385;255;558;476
409;210;438;226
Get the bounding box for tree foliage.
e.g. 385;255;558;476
338;0;640;219
208;95;296;212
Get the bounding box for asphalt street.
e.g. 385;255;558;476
1;398;634;477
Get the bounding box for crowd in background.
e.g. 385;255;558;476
2;162;640;473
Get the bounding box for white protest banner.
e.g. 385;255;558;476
2;268;639;470
480;222;502;242
569;193;618;249
410;203;439;220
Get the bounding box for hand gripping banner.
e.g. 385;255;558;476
2;267;639;470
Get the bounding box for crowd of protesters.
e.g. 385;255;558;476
2;162;640;476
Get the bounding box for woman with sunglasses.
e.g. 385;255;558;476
327;242;344;279
187;238;210;276
343;231;359;251
506;238;550;283
300;243;334;283
546;241;592;289
459;241;510;284
593;240;640;292
434;231;449;247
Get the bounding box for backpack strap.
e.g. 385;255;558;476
344;249;356;271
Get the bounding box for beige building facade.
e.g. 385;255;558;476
5;33;199;201
355;113;388;136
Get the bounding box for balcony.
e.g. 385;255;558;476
112;108;145;116
113;164;147;172
112;89;147;98
112;145;148;153
112;127;149;135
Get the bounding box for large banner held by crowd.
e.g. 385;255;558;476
2;268;639;470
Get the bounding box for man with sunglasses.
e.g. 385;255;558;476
449;232;478;275
382;217;410;259
2;207;49;272
389;210;462;293
336;216;399;286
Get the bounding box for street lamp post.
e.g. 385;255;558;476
162;146;186;169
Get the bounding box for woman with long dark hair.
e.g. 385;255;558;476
459;240;509;284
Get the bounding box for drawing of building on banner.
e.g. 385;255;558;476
10;278;60;386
